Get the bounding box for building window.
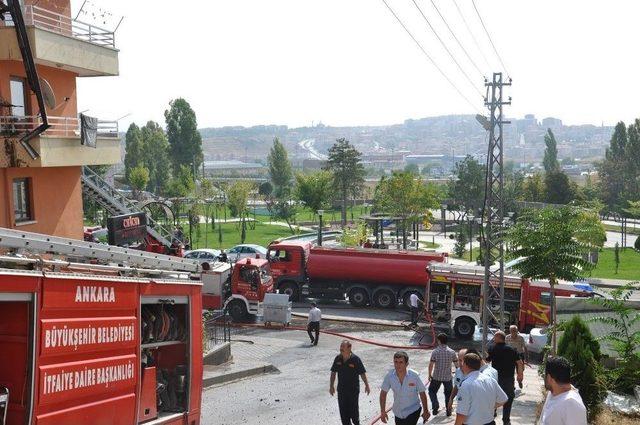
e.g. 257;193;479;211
10;77;27;117
13;178;33;222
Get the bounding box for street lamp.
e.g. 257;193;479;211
317;210;324;246
441;203;448;238
468;213;475;262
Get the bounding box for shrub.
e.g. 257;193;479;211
635;235;640;251
557;316;607;421
453;231;467;258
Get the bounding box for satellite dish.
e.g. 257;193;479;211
39;77;56;110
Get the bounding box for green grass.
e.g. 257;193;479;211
589;248;640;280
451;246;483;262
189;221;295;250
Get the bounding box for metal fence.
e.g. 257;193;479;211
204;311;231;352
5;5;118;48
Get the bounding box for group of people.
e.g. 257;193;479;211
327;326;588;425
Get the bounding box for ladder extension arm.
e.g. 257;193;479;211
0;227;200;272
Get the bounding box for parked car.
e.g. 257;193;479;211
526;327;549;356
183;248;221;264
227;244;268;262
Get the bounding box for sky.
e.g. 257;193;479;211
73;0;640;131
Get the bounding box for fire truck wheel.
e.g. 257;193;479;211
348;288;369;307
228;300;248;322
373;289;397;309
279;282;300;302
454;319;475;339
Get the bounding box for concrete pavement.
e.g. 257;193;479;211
201;326;544;425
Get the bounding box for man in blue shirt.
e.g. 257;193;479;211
379;351;430;425
455;353;508;425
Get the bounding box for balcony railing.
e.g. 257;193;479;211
3;5;116;48
0;115;118;139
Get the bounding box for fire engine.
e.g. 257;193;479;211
0;227;241;425
426;263;593;339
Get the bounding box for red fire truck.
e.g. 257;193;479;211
426;264;593;339
266;241;447;308
0;227;217;425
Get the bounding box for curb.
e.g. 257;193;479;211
202;363;278;388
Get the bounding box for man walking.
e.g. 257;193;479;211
428;333;459;416
330;340;371;425
454;353;508;425
486;331;524;425
505;325;527;388
379;351;430;425
539;356;587;425
307;302;321;345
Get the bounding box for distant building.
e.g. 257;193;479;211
516;114;539;133
203;160;265;176
302;159;326;171
542;117;563;128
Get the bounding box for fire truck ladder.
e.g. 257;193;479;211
0;227;200;273
80;166;176;249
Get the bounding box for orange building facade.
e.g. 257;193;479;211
0;0;120;239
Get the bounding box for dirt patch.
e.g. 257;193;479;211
594;408;640;425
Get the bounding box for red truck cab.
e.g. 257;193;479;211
224;258;274;321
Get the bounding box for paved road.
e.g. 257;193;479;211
201;320;543;425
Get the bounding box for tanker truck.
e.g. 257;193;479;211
266;241;447;308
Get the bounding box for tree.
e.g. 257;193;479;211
324;138;365;227
521;173;546;203
128;165;150;200
453;231;467;258
164;98;203;175
374;172;441;248
267;138;293;198
295;171;333;221
226;180;254;242
448;156;485;212
226;180;253;218
614;242;620;274
597;120;640;210
557;316;606;421
124;123;143;182
543;129;560;173
140;121;171;194
404;163;420;175
589;282;640;394
258;181;273;199
507;207;605;353
544;171;574;204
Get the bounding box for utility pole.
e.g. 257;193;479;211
480;72;511;357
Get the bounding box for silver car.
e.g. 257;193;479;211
227;244;268;262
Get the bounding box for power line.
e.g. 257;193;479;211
410;0;484;98
380;0;482;114
427;0;485;78
452;0;492;73
471;0;510;76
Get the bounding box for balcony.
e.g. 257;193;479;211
0;115;121;168
0;5;119;76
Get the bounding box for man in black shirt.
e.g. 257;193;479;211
330;340;371;425
486;331;524;425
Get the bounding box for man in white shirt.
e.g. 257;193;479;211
409;293;421;326
455;353;508;425
307;302;322;346
379;351;430;424
539;356;587;425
